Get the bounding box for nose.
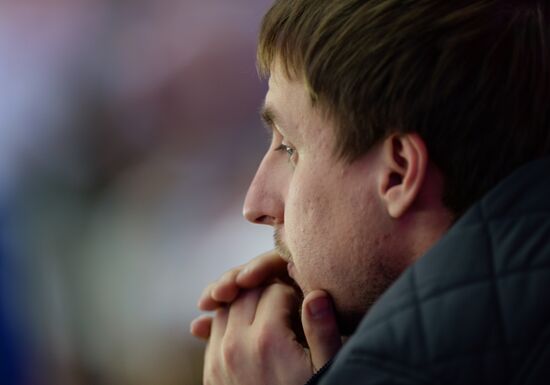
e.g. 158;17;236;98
243;152;286;226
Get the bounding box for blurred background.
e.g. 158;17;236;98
0;0;274;384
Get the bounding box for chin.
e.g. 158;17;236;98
293;279;369;336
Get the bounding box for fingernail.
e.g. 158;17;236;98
189;318;199;334
308;295;331;320
197;297;205;308
237;267;250;280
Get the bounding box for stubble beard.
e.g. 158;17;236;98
273;228;310;344
273;228;302;293
273;227;358;336
274;228;293;263
273;227;403;336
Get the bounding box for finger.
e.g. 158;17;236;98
204;308;228;381
198;283;220;311
227;287;263;330
236;250;289;288
254;283;301;330
199;267;244;310
211;269;242;303
210;306;229;343
190;315;213;340
301;290;342;371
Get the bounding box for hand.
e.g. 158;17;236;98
203;283;342;385
191;250;289;340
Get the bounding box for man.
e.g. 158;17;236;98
191;1;550;384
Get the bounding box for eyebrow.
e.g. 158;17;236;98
260;105;273;127
260;105;281;133
259;104;298;142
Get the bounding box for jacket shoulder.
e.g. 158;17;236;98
318;158;550;385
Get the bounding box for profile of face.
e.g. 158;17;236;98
242;62;427;334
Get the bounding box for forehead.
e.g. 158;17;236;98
265;65;340;160
266;65;308;110
265;64;318;135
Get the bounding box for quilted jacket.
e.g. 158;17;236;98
311;157;550;385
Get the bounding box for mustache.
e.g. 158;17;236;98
274;228;293;262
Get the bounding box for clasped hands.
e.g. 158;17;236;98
190;250;342;385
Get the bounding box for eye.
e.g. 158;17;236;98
274;143;297;164
275;144;295;157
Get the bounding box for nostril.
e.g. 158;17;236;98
242;180;284;226
255;215;274;225
243;203;278;225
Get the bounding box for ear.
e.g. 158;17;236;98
378;133;428;218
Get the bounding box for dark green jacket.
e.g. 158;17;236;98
313;158;550;385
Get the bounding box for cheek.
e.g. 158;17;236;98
284;171;385;294
285;179;326;249
284;174;341;289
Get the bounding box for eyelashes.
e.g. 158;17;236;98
275;143;296;158
274;143;298;166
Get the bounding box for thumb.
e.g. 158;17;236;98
301;290;342;371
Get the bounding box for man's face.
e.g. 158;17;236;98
243;64;402;333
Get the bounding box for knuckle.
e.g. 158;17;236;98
204;352;222;384
215;306;228;320
248;257;261;271
203;364;221;385
220;268;239;284
242;286;263;300
221;269;236;282
221;337;239;368
254;324;277;359
213;271;238;296
265;282;296;300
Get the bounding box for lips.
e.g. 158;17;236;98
287;261;297;280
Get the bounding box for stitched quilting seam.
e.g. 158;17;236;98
363;266;550;331
411;264;430;363
346;354;438;385
480;202;511;375
443;211;550;233
352;343;525;368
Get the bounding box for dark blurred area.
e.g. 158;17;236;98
0;0;273;384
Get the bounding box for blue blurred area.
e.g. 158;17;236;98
1;205;27;385
0;1;273;384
